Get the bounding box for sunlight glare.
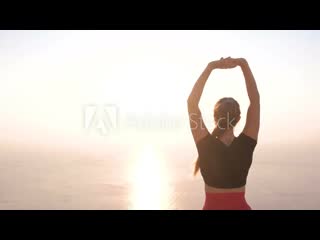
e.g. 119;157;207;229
129;144;171;210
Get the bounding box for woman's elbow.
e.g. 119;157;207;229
251;91;260;104
255;92;260;103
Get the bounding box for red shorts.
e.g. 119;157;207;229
203;192;251;210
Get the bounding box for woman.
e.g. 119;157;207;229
187;57;260;210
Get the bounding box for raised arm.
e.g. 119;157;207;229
187;57;237;143
238;58;260;140
187;64;212;143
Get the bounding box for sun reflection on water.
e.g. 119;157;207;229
129;144;172;210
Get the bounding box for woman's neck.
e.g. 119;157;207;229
218;129;235;146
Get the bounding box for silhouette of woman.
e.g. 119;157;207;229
187;57;260;210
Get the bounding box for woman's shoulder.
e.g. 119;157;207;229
196;133;212;145
237;132;258;148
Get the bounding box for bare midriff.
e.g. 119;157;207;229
205;184;246;193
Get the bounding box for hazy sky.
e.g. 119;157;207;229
1;30;319;150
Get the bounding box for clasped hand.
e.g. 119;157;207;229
209;57;247;70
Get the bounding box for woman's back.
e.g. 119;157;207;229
197;132;257;189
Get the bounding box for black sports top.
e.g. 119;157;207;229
196;132;257;189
